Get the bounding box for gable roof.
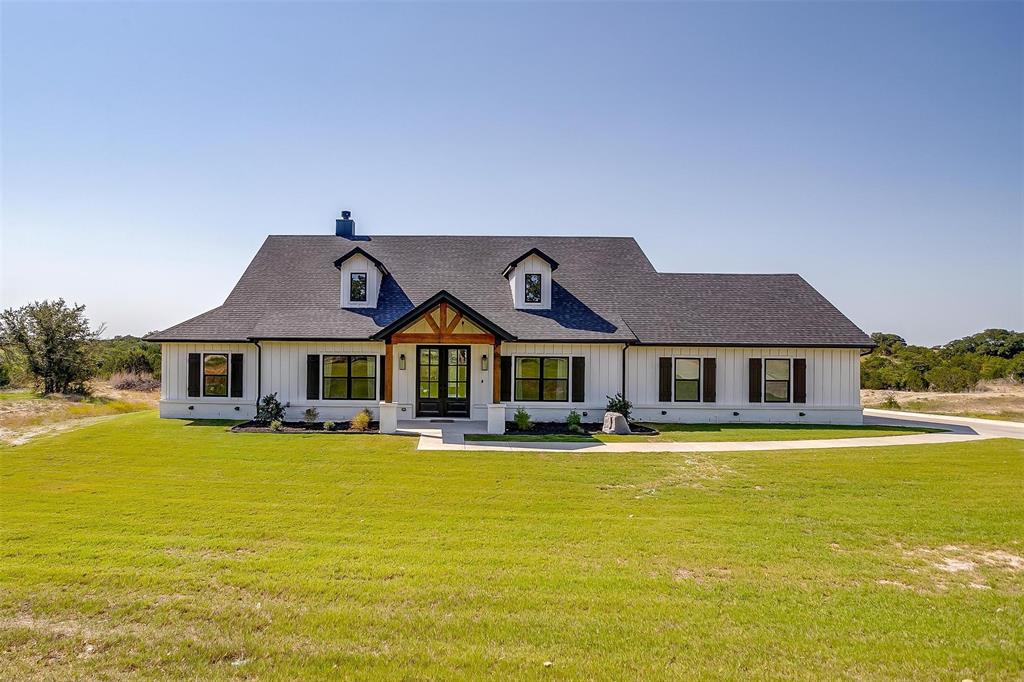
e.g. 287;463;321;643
333;246;388;275
371;290;514;341
145;234;873;348
621;274;873;347
501;247;559;278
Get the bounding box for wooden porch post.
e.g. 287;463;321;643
384;341;394;403
492;343;501;403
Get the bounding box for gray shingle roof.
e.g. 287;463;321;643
145;235;872;348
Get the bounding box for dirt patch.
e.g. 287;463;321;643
672;566;732;584
0;381;157;445
863;380;1024;422
888;544;1024;592
600;456;735;497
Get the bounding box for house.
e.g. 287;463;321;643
145;212;874;432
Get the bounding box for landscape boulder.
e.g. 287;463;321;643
602;411;631;435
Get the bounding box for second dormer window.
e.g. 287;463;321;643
350;272;367;302
524;273;542;303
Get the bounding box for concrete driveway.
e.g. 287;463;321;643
863;408;1024;440
411;410;1023;452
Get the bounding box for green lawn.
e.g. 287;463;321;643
467;422;938;444
1;412;1022;679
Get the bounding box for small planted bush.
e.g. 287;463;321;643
304;407;320;423
269;419;283;432
605;393;633;422
880;394;901;410
350;408;372;432
256;393;285;424
513;407;532;431
566;409;583;433
323;420;336;431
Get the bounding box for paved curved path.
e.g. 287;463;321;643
406;410;1024;452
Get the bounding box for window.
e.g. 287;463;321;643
524;273;542;303
323;355;376;400
764;359;791;402
203;353;228;397
674;358;700;402
350;272;367;302
514;356;568;401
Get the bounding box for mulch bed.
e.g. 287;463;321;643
504;421;659;436
231;420;380;435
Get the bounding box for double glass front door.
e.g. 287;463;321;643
416;346;470;418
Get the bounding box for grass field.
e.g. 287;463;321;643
1;412;1022;679
467;422;938;443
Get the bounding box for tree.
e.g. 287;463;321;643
870;332;907;356
0;299;101;394
96;335;162;378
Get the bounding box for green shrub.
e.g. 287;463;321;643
323;420;336;431
879;394;901;410
1008;353;1024;383
979;356;1012;381
566;409;583;433
925;365;978;393
605;393;632;422
0;361;9;388
269;419;283;432
304;407;319;423
350;408;372;432
96;336;162;378
513;407;532;431
256;393;286;423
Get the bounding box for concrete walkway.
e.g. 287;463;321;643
404;411;1024;453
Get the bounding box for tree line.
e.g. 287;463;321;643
0;299;160;393
862;329;1024;393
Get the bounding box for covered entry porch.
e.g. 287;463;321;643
375;292;511;432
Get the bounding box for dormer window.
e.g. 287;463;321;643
503;248;558;310
524;274;542;303
350;273;367;302
334;247;388;308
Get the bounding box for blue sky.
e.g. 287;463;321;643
2;1;1021;346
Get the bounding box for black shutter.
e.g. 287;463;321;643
378;354;386;401
793;358;807;404
500;356;512;402
229;353;244;398
702;358;716;403
658;357;672;402
306;355;320;401
187;353;201;397
748;358;762;403
571;356;585;402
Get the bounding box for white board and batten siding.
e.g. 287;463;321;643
508;254;552;309
260;341;385;421
625;346;863;425
160;342;258;419
159;341;863;425
338;253;381;308
499;342;625;422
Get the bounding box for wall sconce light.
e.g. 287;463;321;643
481;354;489;371
399;353;406;370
